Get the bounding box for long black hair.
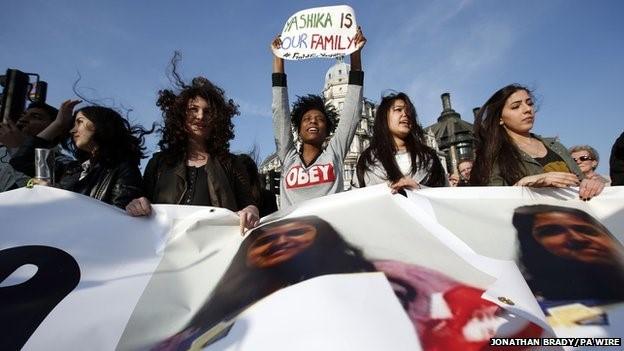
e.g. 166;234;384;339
70;106;150;167
356;92;445;186
513;205;624;300
470;84;534;185
186;216;377;333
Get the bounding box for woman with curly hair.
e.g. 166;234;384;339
470;84;604;200
11;99;148;209
270;28;366;208
353;92;446;192
126;58;258;230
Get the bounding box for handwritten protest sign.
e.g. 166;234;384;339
272;5;359;60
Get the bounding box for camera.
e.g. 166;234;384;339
0;69;48;123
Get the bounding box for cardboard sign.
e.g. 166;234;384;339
273;5;359;60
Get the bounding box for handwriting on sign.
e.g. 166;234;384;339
310;34;359;50
275;5;358;61
283;12;353;32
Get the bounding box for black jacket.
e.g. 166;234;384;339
54;160;143;209
10;136;143;209
143;152;254;212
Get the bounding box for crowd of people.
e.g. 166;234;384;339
2;28;623;351
0;27;622;231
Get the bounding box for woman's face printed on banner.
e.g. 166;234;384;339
532;211;618;265
246;221;318;268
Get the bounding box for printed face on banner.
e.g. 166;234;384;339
129;191;544;351
531;211;619;265
273;5;359;60
246;221;318;268
416;189;624;335
512;205;624;303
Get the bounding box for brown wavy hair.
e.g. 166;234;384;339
156;52;239;164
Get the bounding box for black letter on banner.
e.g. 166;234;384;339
0;245;80;351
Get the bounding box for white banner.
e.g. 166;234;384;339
272;5;359;60
1;185;623;350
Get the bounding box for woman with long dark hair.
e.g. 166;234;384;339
270;28;366;208
513;204;624;300
470;84;604;200
353;92;446;191
126;55;259;230
11;99;148;208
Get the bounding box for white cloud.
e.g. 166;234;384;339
237;99;272;118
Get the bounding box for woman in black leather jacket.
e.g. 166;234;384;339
125;57;259;232
12;100;149;209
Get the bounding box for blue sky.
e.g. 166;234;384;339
2;0;623;175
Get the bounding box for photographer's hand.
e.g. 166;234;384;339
0;118;27;147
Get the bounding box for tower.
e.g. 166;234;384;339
425;93;475;175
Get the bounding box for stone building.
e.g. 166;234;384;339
322;57;376;189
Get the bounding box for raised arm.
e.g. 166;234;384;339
38;99;81;142
271;35;293;161
329;27;366;158
9;99;80;177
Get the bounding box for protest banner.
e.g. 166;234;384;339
1;185;623;350
0;187;169;351
272;5;360;60
407;186;624;340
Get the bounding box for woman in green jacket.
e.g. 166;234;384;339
470;84;604;200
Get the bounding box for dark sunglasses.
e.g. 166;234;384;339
573;155;594;162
